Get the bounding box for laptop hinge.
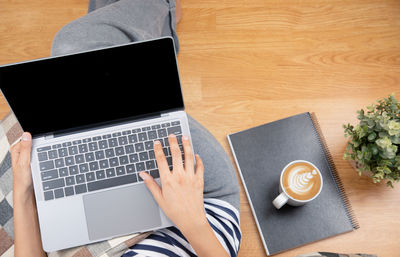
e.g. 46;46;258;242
45;134;54;140
50;112;165;139
43;111;178;140
161;110;183;117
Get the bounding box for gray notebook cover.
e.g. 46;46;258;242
228;112;359;255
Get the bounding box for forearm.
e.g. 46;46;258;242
13;192;46;257
180;217;230;257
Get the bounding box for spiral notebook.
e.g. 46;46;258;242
228;112;359;255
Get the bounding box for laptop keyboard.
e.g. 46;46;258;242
36;121;184;201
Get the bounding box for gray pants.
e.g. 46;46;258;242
52;0;179;56
51;0;240;211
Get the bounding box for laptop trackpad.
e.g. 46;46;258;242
83;184;161;241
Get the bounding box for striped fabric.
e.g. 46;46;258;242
122;198;242;257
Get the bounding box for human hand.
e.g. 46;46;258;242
11;132;34;199
139;134;206;232
11;132;46;257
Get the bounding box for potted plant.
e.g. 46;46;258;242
343;93;400;187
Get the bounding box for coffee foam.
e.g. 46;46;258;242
282;162;321;201
288;168;317;195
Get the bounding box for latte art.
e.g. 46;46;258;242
282;162;322;201
288;169;317;195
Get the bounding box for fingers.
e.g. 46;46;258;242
19;132;32;168
195;154;204;178
10;141;21;167
182;135;194;171
139;171;164;207
153;140;170;180
10;132;32;168
168;134;183;171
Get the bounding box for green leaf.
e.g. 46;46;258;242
368;132;377;142
357;150;363;160
391;135;400;144
369;144;379;155
367;104;375;112
357;109;364;120
376;137;392;149
383;166;392;174
379;144;397;159
367;119;376;128
364;150;372;161
379;131;389;138
355;125;368;138
387;120;400;136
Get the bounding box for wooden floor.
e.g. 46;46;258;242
1;0;400;256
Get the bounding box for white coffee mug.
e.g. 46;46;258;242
272;160;323;209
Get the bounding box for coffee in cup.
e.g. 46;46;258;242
273;160;323;209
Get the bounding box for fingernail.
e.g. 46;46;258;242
154;140;161;145
169;134;176;138
183;135;189;141
22;132;31;141
139;172;149;180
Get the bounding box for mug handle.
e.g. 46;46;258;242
272;192;289;209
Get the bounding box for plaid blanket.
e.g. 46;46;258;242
0;111;149;257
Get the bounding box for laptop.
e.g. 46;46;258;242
0;37;193;252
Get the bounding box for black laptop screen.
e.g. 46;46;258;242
0;38;184;136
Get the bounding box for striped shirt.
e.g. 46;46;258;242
121;198;241;257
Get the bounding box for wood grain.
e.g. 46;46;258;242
1;0;400;256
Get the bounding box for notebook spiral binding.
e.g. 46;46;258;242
309;112;360;230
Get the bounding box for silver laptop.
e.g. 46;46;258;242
0;37;193;251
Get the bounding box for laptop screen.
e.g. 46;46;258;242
0;37;184;137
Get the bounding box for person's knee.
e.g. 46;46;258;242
205;167;241;211
51;19;114;56
187;115;241;211
51;21;88;56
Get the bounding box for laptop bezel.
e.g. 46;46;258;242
0;36;185;139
